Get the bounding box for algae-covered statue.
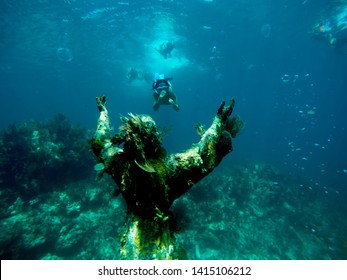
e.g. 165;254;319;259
91;95;243;259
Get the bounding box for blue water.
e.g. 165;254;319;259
1;0;346;259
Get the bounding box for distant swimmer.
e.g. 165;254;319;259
157;41;175;59
126;67;142;83
126;67;152;83
152;73;179;112
311;4;347;54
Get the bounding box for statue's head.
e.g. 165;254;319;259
120;113;162;158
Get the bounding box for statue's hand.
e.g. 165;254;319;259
217;99;235;122
96;95;107;112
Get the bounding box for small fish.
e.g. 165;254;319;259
94;163;105;181
281;74;290;83
94;163;105;171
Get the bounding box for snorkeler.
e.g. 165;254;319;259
311;4;347;54
127;67;153;83
152;73;179;112
126;67;142;83
157;41;175;59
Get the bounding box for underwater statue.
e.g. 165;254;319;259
91;95;243;259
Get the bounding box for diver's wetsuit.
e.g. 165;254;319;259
152;78;179;112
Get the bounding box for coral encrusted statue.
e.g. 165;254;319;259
91;95;243;259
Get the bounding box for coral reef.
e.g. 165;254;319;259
172;163;347;259
91;96;243;259
0;114;94;199
0;162;345;260
0;176;125;259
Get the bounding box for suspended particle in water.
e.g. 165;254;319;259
261;23;271;38
56;47;73;62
